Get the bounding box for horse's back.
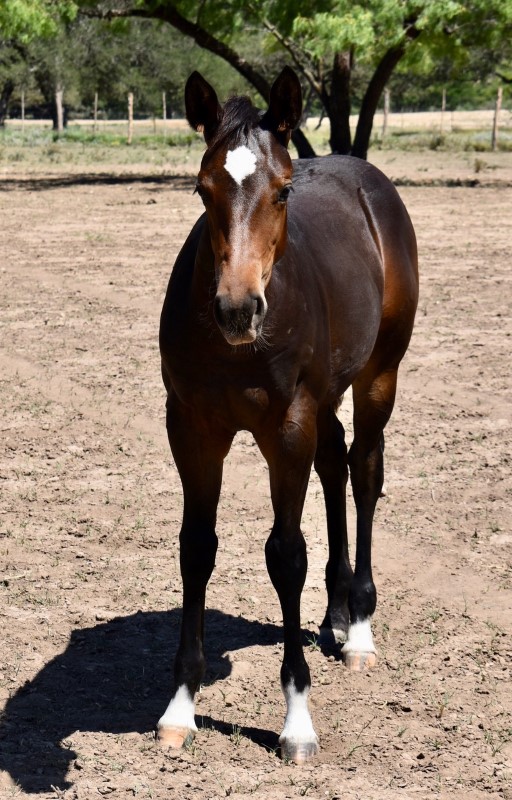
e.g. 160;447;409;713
290;155;417;274
288;155;418;370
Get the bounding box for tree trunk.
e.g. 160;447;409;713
328;51;352;154
351;45;406;159
291;128;316;158
0;80;15;127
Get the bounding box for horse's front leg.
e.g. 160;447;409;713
257;392;319;764
157;395;233;749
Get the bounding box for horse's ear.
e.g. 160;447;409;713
261;66;302;146
185;71;222;144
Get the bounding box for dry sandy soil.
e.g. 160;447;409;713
0;149;511;800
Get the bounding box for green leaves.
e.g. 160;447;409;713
293;10;376;59
0;0;77;42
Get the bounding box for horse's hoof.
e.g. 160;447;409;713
156;725;195;749
343;651;377;671
280;737;319;765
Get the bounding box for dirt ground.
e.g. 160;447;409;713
0;149;511;800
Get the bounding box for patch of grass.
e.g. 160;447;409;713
61;126;197;148
372;128;512;153
436;691;453;720
229;724;244;746
484;726;512;757
0;122;205;169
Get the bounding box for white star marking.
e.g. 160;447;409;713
224;145;257;185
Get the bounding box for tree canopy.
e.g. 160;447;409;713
76;0;510;156
0;0;76;41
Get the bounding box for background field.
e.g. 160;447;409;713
1;107;512;173
0;130;511;800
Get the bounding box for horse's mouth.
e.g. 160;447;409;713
220;324;260;346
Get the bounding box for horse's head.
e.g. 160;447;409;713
185;67;302;345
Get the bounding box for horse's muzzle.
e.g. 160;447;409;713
214;292;267;345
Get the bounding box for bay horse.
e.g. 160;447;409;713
157;67;418;764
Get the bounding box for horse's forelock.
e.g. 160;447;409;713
208;96;261;151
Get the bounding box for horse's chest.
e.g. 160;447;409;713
166;346;300;432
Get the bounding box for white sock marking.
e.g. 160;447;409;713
157;685;197;732
280;681;318;745
224;145;257;185
342;618;376;655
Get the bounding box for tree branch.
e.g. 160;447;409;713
249;6;321;98
496;70;512;84
82;1;271;99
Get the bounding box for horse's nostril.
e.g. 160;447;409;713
253;294;263;318
251;293;267;320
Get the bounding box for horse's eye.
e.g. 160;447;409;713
278;185;292;204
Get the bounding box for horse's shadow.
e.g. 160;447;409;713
0;609;291;793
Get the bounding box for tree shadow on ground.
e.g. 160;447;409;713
0;608;298;793
0;174;195;192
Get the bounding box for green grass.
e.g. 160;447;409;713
0;122;197;147
61;126;197;148
0;122;205;168
374;129;512;153
306;126;512;155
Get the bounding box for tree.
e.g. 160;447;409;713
0;0;77;126
74;0;511;158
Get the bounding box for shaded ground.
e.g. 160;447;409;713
0;152;511;799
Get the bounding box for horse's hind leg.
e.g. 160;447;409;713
157;396;233;748
343;366;398;671
314;406;353;646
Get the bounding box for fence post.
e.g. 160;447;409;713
163;91;167;139
491;86;503;152
93;91;98;135
55;84;64;135
381;87;390;140
440;87;446;134
127;92;134;145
